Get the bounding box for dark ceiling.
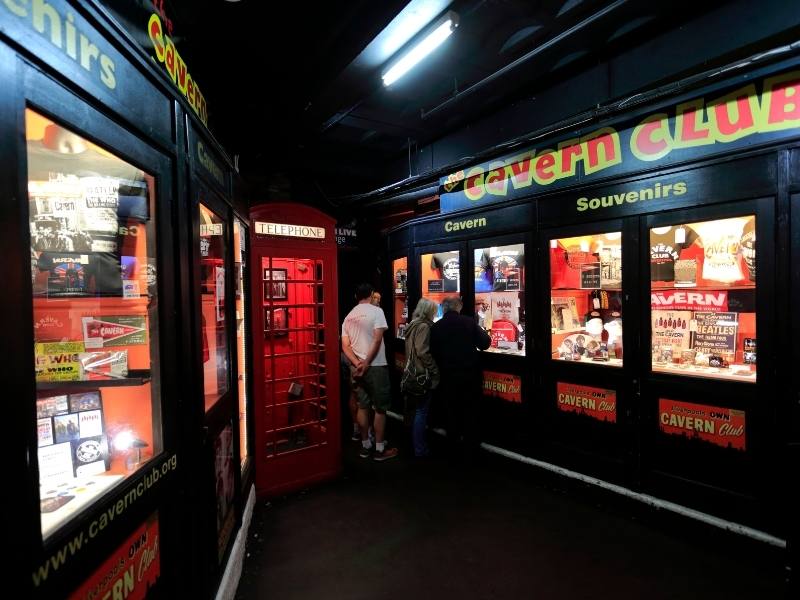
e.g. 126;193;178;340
109;0;731;202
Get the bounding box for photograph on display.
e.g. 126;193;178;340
263;268;287;301
264;307;288;336
53;413;80;444
69;391;102;412
37;395;69;419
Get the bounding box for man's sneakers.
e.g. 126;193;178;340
373;447;399;462
358;445;371;459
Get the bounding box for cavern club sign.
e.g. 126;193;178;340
439;68;800;213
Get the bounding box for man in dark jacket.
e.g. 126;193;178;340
431;296;491;463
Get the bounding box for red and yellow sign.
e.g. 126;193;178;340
556;382;616;422
70;513;160;600
658;398;745;450
483;371;522;403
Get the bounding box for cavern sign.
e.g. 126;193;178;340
439;69;800;213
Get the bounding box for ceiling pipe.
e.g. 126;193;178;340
336;40;800;209
420;0;629;120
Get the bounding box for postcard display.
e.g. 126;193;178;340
28;110;160;539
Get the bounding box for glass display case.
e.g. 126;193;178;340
234;219;249;468
28;110;163;538
392;257;408;338
473;243;525;355
421;249;460;321
200;203;229;411
550;232;623;367
650;216;756;382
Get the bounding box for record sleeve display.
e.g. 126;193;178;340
550;233;623;366
26;110;162;539
649;216;756;381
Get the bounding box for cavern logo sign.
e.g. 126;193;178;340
439;70;800;213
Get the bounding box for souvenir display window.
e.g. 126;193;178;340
421;249;460;321
393;257;409;338
28;110;162;538
650;216;756;382
234;219;249;468
200;204;229;411
473;243;525;355
550;232;623;366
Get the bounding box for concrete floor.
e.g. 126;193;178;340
235;425;786;600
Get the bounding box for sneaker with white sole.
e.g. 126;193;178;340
373;447;399;462
358;445;371;459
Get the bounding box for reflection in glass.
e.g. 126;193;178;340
393;257;408;338
27;109;162;538
421;250;459;322
550;232;623;367
200;204;229;411
650;217;756;382
474;243;525;356
234;220;249;469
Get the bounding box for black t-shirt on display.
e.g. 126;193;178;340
650;228;697;283
430;252;460;292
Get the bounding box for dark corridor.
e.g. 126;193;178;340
235;422;784;600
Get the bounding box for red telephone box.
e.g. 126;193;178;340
249;204;341;496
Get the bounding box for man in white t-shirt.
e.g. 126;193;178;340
342;283;398;461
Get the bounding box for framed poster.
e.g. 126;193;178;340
263;268;287;301
264;307;288;336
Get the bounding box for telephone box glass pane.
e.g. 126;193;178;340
27;109;163;539
650;217;756;382
262;257;327;455
550;232;623;366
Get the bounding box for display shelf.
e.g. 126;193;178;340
40;473;124;539
651;284;756;291
261;302;325;308
264;349;321;359
553;356;624;367
652;362;756;382
484;347;525;356
37;369;152;391
551;287;622;292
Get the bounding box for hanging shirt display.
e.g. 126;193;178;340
687;217;749;285
430;252;460;292
650;227;697;283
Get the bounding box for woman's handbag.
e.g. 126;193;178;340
400;329;430;396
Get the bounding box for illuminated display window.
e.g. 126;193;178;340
474;243;525;356
421;250;460;322
393;257;408;338
234;219;249;468
550;232;623;367
650;217;756;382
200;203;229;411
28;109;163;538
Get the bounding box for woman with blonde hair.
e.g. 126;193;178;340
401;297;440;457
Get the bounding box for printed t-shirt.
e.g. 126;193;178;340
650;227;697;283
342;303;388;366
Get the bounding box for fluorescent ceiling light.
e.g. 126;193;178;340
382;11;458;87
